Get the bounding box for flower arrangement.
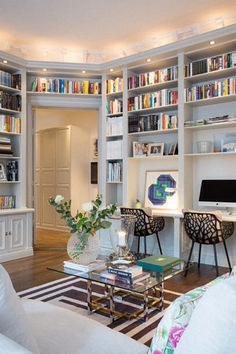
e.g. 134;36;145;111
48;194;117;254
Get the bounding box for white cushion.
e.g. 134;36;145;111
0;265;39;353
175;276;236;354
23;299;148;354
0;333;33;353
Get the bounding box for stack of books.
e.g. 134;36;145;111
0;136;12;155
100;262;150;285
63;259;106;272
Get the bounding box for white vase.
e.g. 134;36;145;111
67;232;101;264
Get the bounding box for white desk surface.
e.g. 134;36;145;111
152;209;236;222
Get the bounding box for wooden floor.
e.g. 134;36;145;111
2;229;229;293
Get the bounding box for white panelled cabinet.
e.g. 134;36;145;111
0;210;33;261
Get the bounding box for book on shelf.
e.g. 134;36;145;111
100;269;150;285
63;259;106;272
137;255;181;273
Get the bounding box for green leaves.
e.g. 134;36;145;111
48;194;117;239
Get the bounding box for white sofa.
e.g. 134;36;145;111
0;264;148;354
2;261;236;354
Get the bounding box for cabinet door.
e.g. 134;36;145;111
0;217;7;252
8;214;26;251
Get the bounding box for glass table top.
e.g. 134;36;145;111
48;252;186;295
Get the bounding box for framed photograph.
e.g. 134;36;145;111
0;163;6;181
133;142;149;157
148;143;164;156
168;143;177;155
144;170;178;210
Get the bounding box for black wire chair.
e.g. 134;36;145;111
120;207;165;255
183;210;234;276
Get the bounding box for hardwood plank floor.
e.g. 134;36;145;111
2;229;229;293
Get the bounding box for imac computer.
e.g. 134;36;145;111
199;179;236;214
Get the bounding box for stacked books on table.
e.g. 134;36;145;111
63;259;106;272
137;255;181;273
100;261;150;285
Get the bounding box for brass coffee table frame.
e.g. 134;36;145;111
48;260;184;323
87;281;164;323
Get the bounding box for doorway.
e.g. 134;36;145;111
34;108;99;247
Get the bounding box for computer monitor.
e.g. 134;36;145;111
199;179;236;209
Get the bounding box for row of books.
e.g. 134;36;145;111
128;114;178;133
0;195;16;209
106;161;123;182
106;99;123;115
30;78;102;95
0;136;12;155
0;115;21;134
106;116;123;136
184;114;236;127
0;71;21;90
184;77;236;102
0;92;21;112
128;65;178;90
106;139;123;160
184;52;236;77
128;90;178;111
106;77;123;94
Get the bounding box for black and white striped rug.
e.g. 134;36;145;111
18;276;183;347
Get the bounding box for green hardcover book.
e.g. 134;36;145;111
137;255;181;273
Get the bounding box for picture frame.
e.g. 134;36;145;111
168;143;177;155
148;143;164;156
144;170;178;210
133;142;149;157
0;163;7;181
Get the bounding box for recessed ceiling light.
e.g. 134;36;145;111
210;40;215;45
82;70;86;74
110;68;114;72
43;68;47;72
3;60;7;64
147;58;151;63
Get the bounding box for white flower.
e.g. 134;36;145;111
82;202;93;212
55;195;64;204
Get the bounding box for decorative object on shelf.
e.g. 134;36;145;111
109;214;136;261
135;199;142;209
144;170;178;210
0;163;7;181
133;141;149;157
48;194;117;263
148;143;164;157
196;141;212;153
168;143;177;155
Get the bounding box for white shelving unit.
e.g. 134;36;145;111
0;58;34;261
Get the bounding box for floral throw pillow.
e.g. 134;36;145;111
148;271;232;354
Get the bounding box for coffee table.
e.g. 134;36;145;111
48;255;185;323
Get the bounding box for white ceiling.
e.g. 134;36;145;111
0;0;236;64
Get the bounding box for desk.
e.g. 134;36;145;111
152;209;183;258
151;210;236;259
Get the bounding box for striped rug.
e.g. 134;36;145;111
17;276;183;347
